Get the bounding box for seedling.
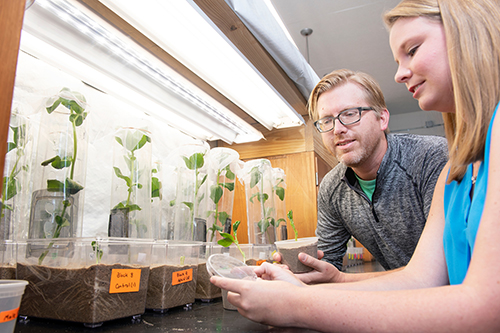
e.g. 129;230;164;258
112;129;151;236
273;177;286;230
39;88;87;264
91;240;103;264
287;210;298;241
151;167;162;201
217;220;245;263
1;116;29;220
208;164;235;242
248;166;275;243
181;152;207;240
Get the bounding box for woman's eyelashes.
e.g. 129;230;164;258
408;45;419;57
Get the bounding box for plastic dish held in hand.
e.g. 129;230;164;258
207;254;257;280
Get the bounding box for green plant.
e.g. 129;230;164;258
151;167;162;202
273;177;287;230
39;88;87;264
91;240;103;264
248;166;275;242
218;220;245;263
208;164;235;242
112;129;151;236
1;117;28;220
287;210;298;241
181;152;207;239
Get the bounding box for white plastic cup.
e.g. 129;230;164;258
0;280;29;333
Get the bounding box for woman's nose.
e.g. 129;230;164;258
395;64;411;84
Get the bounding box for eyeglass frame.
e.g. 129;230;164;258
313;107;375;133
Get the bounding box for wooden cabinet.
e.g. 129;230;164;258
220;117;337;243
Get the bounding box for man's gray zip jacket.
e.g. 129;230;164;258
316;133;449;270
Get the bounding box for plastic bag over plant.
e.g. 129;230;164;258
206;148;241;242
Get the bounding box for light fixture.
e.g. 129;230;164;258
300;28;313;64
21;0;265;143
98;0;305;130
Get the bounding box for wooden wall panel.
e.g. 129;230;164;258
231;151;318;244
0;0;26;196
267;152;318;238
221;123;307;160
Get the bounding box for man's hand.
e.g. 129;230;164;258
274;250;345;284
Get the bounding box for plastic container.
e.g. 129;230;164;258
0;279;28;333
206;249;257;311
275;237;318;273
146;240;202;312
206;254;256;280
17;237;153;327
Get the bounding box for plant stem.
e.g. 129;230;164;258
210;169;222;242
1;147;22;218
39;110;79;265
70;121;77;179
125;151;136;207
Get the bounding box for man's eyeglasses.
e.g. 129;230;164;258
314;107;374;133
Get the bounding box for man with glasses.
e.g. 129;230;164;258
292;69;448;283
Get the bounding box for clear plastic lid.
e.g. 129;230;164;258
206;254;257;280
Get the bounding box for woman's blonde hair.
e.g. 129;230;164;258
384;0;500;182
308;69;388;133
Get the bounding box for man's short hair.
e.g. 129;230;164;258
308;69;388;123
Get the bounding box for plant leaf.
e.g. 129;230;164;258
218;211;230;225
134;134;151;152
151;177;162;199
46;178;84;195
250;167;261;188
128;204;142;212
275;186;285;201
182;201;194;211
46;97;62;114
183;153;204;170
210;185;223;204
276;218;286;226
2;176;18;201
65;178;84;195
6;142;16;154
222;182;235;192
225;165;235;180
199;174;207;187
113;167;132;187
217;232;235;247
115;136;124;147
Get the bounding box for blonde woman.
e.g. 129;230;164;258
210;1;500;331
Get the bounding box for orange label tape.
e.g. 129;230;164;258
172;268;193;286
109;269;141;294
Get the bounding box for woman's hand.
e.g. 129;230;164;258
253;262;306;286
209;274;303;327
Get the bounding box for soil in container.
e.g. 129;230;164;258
195;262;221;301
146;264;198;311
0;265;16;280
17;263;150;325
278;241;317;273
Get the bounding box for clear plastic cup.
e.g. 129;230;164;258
0;280;28;333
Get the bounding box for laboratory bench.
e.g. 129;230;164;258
13;298;320;333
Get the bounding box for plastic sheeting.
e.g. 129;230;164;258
225;0;320;100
